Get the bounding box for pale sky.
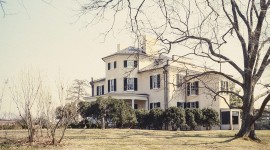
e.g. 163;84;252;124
0;0;135;115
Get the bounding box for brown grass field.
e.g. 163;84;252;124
1;129;270;150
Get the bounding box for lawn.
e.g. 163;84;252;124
1;129;270;150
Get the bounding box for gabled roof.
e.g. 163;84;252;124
102;46;146;61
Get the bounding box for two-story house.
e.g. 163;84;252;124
88;42;241;130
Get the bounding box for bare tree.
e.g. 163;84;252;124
66;79;89;104
80;0;270;139
10;71;42;144
0;79;8;111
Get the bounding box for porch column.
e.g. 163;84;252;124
145;101;148;110
230;109;233;130
132;99;135;109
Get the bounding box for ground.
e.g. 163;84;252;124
1;129;270;150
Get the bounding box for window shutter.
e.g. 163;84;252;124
150;103;153;109
124;60;127;68
108;80;110;92
134;78;138;91
187;82;190;96
124;78;127;91
177;102;180;107
150;76;153;89
134;60;138;68
157;74;160;88
186;102;190;108
114;61;117;68
157;102;160;107
108;63;110;70
102;85;104;95
114;79;117;91
97;86;99;96
196;101;199;108
195;81;199;95
176;74;180;88
184;102;186;108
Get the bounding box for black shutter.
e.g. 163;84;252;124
157;74;160;88
150;76;153;89
177;102;180;107
157;102;160;107
108;80;110;92
187;82;190;96
195;81;199;95
102;85;104;95
114;61;117;68
114;79;117;91
176;74;180;88
134;60;138;68
187;102;190;108
184;102;186;108
134;78;138;91
196;101;199;108
124;60;127;68
124;78;127;91
97;86;99;96
108;63;110;70
150;103;153;109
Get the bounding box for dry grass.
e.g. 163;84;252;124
1;129;270;150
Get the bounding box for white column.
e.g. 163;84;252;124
145;101;148;110
132;99;135;109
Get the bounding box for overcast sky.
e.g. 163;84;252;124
0;0;136;115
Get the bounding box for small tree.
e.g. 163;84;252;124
164;107;186;131
135;109;150;129
149;108;164;130
202;108;220;130
185;109;197;130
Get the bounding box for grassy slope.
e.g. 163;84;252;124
1;129;270;150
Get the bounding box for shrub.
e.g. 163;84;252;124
201;108;220;130
149;108;164;130
185;109;197;130
164;107;186;131
135;109;150;129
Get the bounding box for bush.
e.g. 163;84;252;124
135;109;150;129
185;109;197;130
149;108;164;130
201;108;220;130
164;107;186;131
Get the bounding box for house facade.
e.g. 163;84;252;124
88;43;241;130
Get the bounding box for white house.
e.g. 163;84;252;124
88;40;241;130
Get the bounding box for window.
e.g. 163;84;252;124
150;74;160;89
221;111;230;124
177;101;199;108
187;81;199;96
108;62;111;70
124;60;138;68
176;74;183;88
177;102;185;108
114;61;117;68
232;111;239;124
96;85;104;96
150;102;160;109
108;79;116;92
220;81;229;92
124;78;138;91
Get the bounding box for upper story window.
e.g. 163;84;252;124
187;81;199;96
108;61;117;70
176;74;183;88
108;79;116;92
150;74;160;89
124;78;138;91
177;101;199;108
124;60;137;68
220;81;229;92
96;85;104;96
